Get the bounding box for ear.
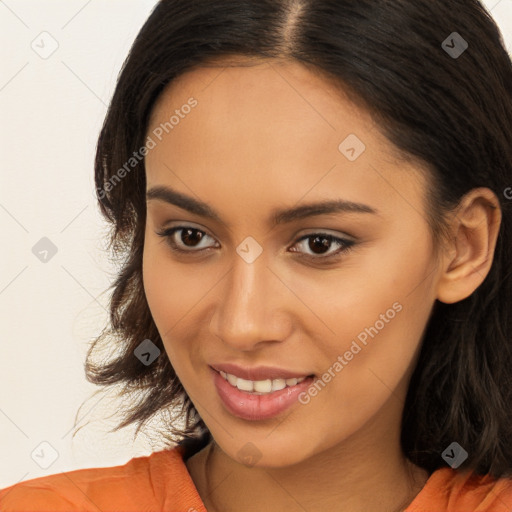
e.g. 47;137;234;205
436;187;502;304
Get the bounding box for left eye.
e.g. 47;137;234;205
290;233;355;259
155;226;355;261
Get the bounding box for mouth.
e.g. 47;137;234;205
210;362;314;381
210;366;316;421
217;369;314;395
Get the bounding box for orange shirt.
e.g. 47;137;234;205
1;445;512;511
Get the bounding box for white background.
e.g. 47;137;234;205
1;0;511;489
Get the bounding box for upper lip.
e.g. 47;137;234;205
211;363;313;381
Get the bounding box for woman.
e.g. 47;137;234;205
2;0;512;510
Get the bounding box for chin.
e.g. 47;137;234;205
215;431;318;469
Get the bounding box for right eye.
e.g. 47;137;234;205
155;226;219;254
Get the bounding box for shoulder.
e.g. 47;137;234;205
0;446;204;512
408;467;512;511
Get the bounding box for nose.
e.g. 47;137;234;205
208;247;293;351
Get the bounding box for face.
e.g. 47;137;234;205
142;58;443;467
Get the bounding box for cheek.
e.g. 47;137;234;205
142;240;192;345
143;236;201;324
296;225;435;388
141;238;220;369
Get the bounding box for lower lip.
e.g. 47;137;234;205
211;367;314;421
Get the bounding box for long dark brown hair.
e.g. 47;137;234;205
78;0;512;477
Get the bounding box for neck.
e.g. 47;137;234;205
187;428;429;512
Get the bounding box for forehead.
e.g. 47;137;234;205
145;58;429;223
148;58;376;142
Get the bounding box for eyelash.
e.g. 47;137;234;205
155;225;356;263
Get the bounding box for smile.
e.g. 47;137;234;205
219;370;307;395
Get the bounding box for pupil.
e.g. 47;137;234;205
182;228;203;246
309;235;331;254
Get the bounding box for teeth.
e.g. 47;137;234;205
272;378;287;391
219;371;309;394
236;378;254;392
254;379;272;393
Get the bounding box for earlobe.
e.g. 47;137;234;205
435;188;502;305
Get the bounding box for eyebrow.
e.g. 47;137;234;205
146;185;379;225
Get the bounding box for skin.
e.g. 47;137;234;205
142;58;502;512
